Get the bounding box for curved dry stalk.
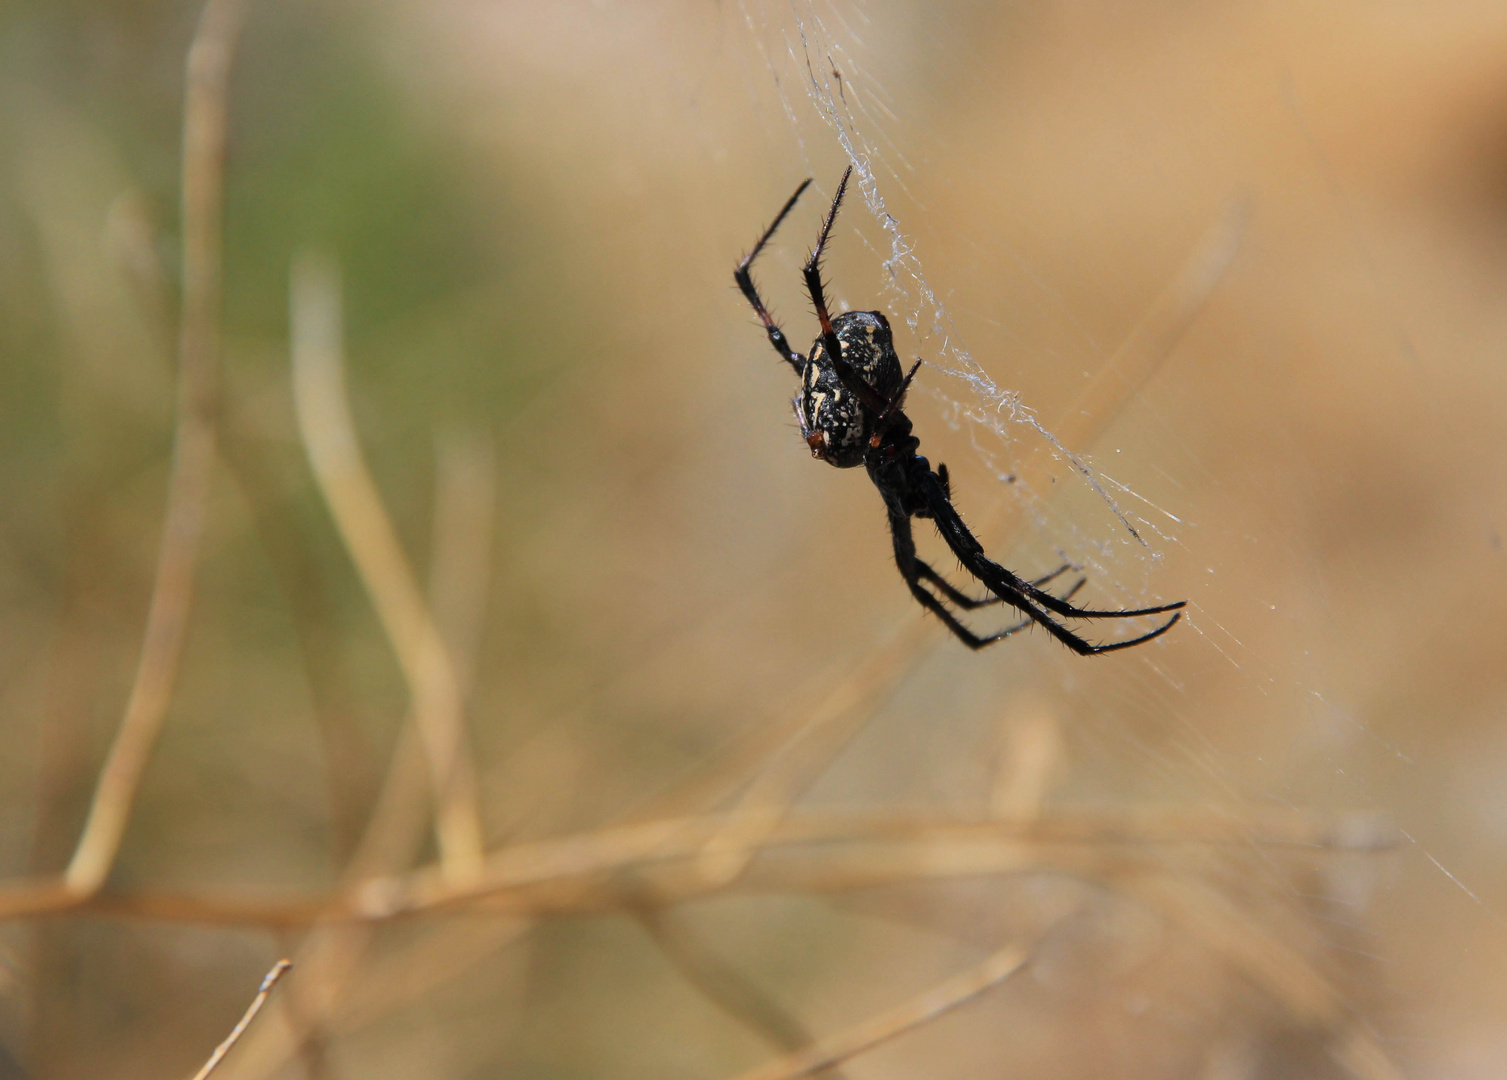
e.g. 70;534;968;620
638;907;840;1068
289;252;484;885
723;943;1029;1080
63;0;246;898
187;959;291;1080
248;430;500;1080
399;810;1392;919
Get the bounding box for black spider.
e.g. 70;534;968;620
734;167;1186;654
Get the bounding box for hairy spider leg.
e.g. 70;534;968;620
735;178;813;375
920;471;1181;620
915;560;1081;612
887;501;1089;649
885;500;1022;649
869;359;923;447
800;167;893;415
990;575;1089;638
915;469;1183;654
917;474;1090;619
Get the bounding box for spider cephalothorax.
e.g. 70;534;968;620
735;167;1186;655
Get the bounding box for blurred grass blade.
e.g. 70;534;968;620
289;251;484;884
724;944;1028;1080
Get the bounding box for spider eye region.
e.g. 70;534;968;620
797;311;904;469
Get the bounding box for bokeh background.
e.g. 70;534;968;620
2;0;1507;1077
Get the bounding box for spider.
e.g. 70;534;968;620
734;166;1186;654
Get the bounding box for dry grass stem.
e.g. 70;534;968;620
386;805;1391;919
229;428;500;1080
638;908;838;1066
990;696;1062;819
724;943;1029;1080
343;431;497;883
694;621;935;885
63;0;246;898
17;805;1393;926
290;252;484;884
187;959;291;1080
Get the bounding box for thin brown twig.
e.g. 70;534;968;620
0;805;1389;925
694;620;935;886
723;943;1029;1080
289;252;484;884
107;184;378;866
63;0;246;898
187;959;291;1080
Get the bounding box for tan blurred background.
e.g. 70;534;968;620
2;0;1507;1077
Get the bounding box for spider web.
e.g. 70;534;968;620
726;0;1489;1073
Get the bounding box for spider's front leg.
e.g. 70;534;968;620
802;167;854;386
735;178;812;376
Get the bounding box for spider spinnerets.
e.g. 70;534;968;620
734;166;1186;655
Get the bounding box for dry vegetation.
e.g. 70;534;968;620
3;1;1507;1078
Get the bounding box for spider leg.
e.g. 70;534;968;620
885;502;999;649
915;469;1183;653
798;167;893;415
913;559;998;610
1029;563;1078;591
802;167;850;364
1014;576;1184;620
890;495;1147;652
909;569;1094;650
869;360;923;446
912;559;1081;611
993;575;1088;636
735;179;812;375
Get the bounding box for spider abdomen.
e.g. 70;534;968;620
797;310;903;468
